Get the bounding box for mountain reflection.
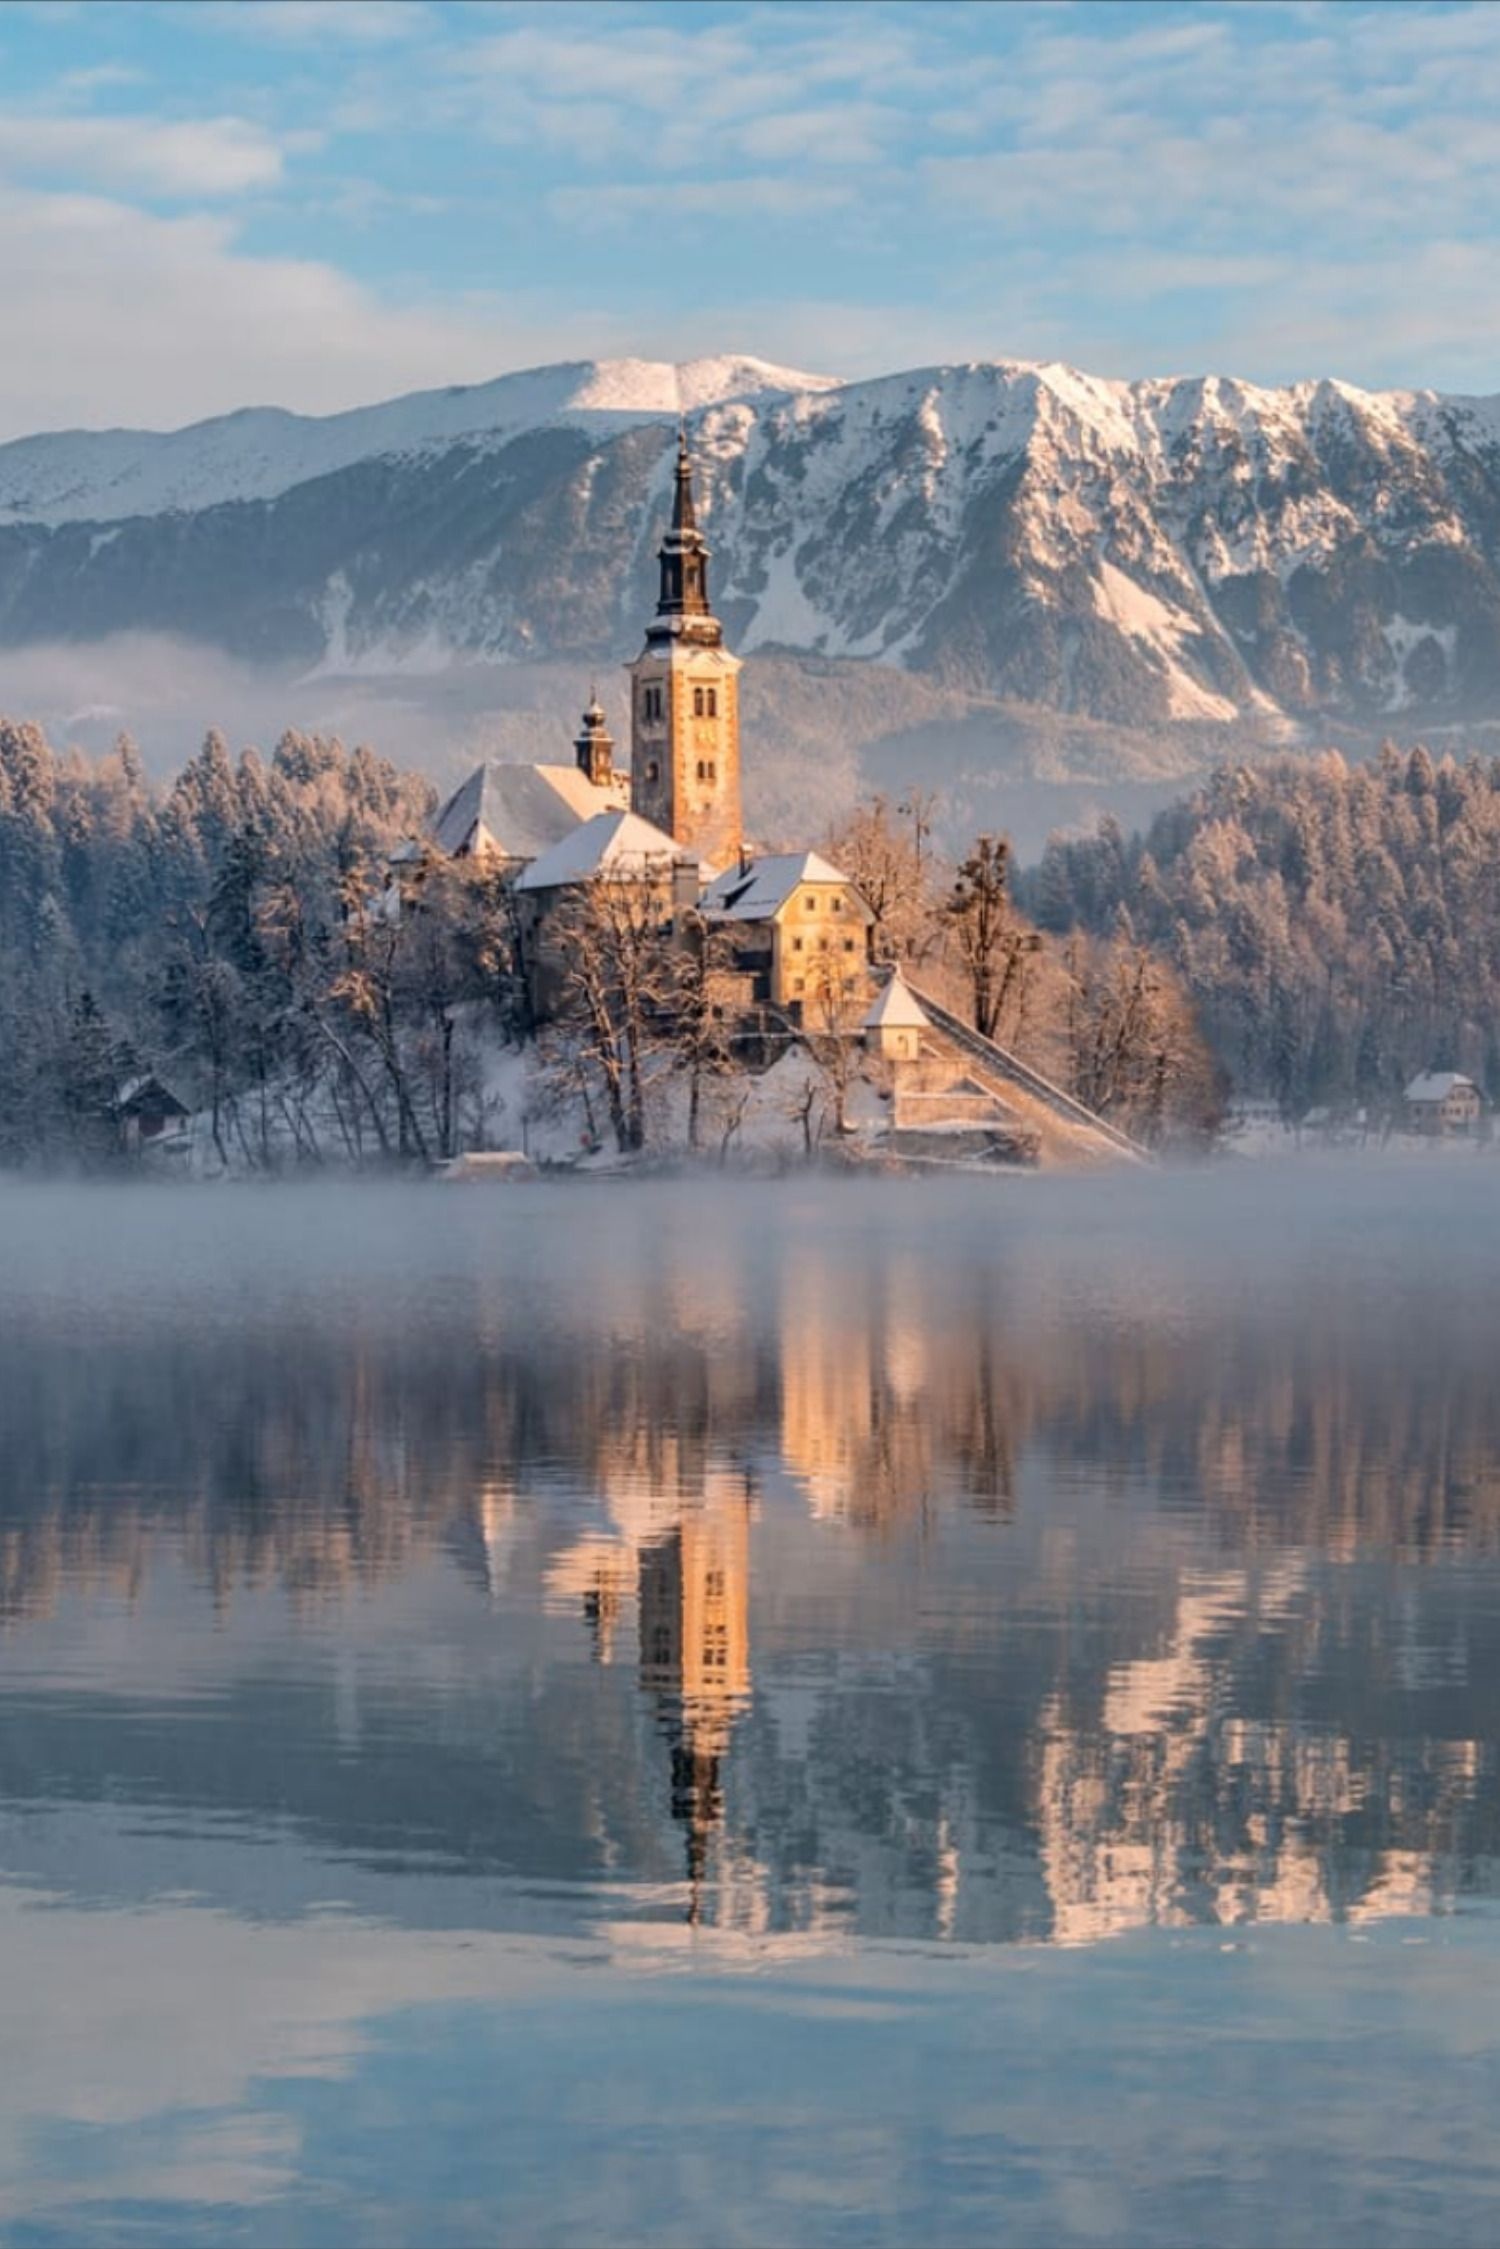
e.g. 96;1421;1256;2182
2;1180;1499;1950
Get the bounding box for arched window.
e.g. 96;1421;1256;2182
645;760;659;783
706;759;717;782
693;686;705;718
706;687;718;718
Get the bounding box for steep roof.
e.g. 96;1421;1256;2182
701;849;859;923
862;971;930;1031
432;760;628;860
1405;1071;1478;1103
514;807;695;892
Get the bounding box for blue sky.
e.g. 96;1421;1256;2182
0;0;1498;436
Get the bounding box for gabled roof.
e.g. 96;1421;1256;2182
432;760;629;861
700;849;861;923
1405;1071;1478;1103
514;808;697;892
116;1072;188;1117
862;971;930;1032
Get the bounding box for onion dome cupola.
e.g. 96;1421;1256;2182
574;687;615;786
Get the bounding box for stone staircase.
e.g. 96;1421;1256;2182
902;982;1150;1168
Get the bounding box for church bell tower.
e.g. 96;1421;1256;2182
628;427;743;868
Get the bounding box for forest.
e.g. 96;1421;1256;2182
0;714;1217;1171
1028;745;1500;1117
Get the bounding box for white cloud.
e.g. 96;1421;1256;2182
0;112;287;197
0;187;530;436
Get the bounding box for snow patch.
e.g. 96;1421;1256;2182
1090;561;1239;722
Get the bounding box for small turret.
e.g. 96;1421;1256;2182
574;689;615;786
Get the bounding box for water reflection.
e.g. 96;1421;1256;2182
1;1173;1499;1961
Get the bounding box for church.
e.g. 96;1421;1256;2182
425;425;874;1025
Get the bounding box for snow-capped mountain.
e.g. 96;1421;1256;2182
4;352;1500;732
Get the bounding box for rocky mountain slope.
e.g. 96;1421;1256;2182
4;353;1500;736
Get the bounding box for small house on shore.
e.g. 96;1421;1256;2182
1403;1072;1482;1136
116;1073;190;1155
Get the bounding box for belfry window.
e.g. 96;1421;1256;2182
706;687;718;718
693;686;705;718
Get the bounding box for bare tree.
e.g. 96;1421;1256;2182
945;834;1040;1044
826;795;936;963
548;871;681;1153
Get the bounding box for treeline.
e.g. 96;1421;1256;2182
0;718;530;1167
1026;745;1500;1113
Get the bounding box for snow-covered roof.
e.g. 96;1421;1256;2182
862;971;929;1031
514;808;696;892
116;1072;187;1115
700;849;861;923
433;760;629;861
1404;1071;1478;1103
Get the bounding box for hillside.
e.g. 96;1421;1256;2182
1028;746;1500;1112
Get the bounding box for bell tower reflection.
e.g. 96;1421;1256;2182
637;1479;752;1919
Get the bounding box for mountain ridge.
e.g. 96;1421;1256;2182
3;350;1500;742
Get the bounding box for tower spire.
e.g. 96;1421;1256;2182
653;423;716;637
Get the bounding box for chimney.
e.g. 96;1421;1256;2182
672;855;702;914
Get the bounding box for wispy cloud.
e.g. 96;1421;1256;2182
0;113;287;198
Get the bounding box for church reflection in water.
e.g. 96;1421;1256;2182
3;1190;1500;1947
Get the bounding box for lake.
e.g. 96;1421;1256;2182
3;1164;1500;2246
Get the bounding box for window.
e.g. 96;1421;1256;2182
706;687;718;718
803;896;816;913
793;977;805;994
642;684;663;724
645;759;659;783
692;685;705;718
696;759;706;781
791;936;803;952
831;895;842;913
844;938;855;953
706;759;716;783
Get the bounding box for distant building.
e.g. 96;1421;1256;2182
115;1073;190;1155
1403;1071;1482;1136
699;849;873;1021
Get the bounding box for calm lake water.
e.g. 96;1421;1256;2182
4;1165;1500;2246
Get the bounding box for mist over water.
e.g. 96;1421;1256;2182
4;1165;1500;2245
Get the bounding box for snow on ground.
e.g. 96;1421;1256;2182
1382;616;1457;709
